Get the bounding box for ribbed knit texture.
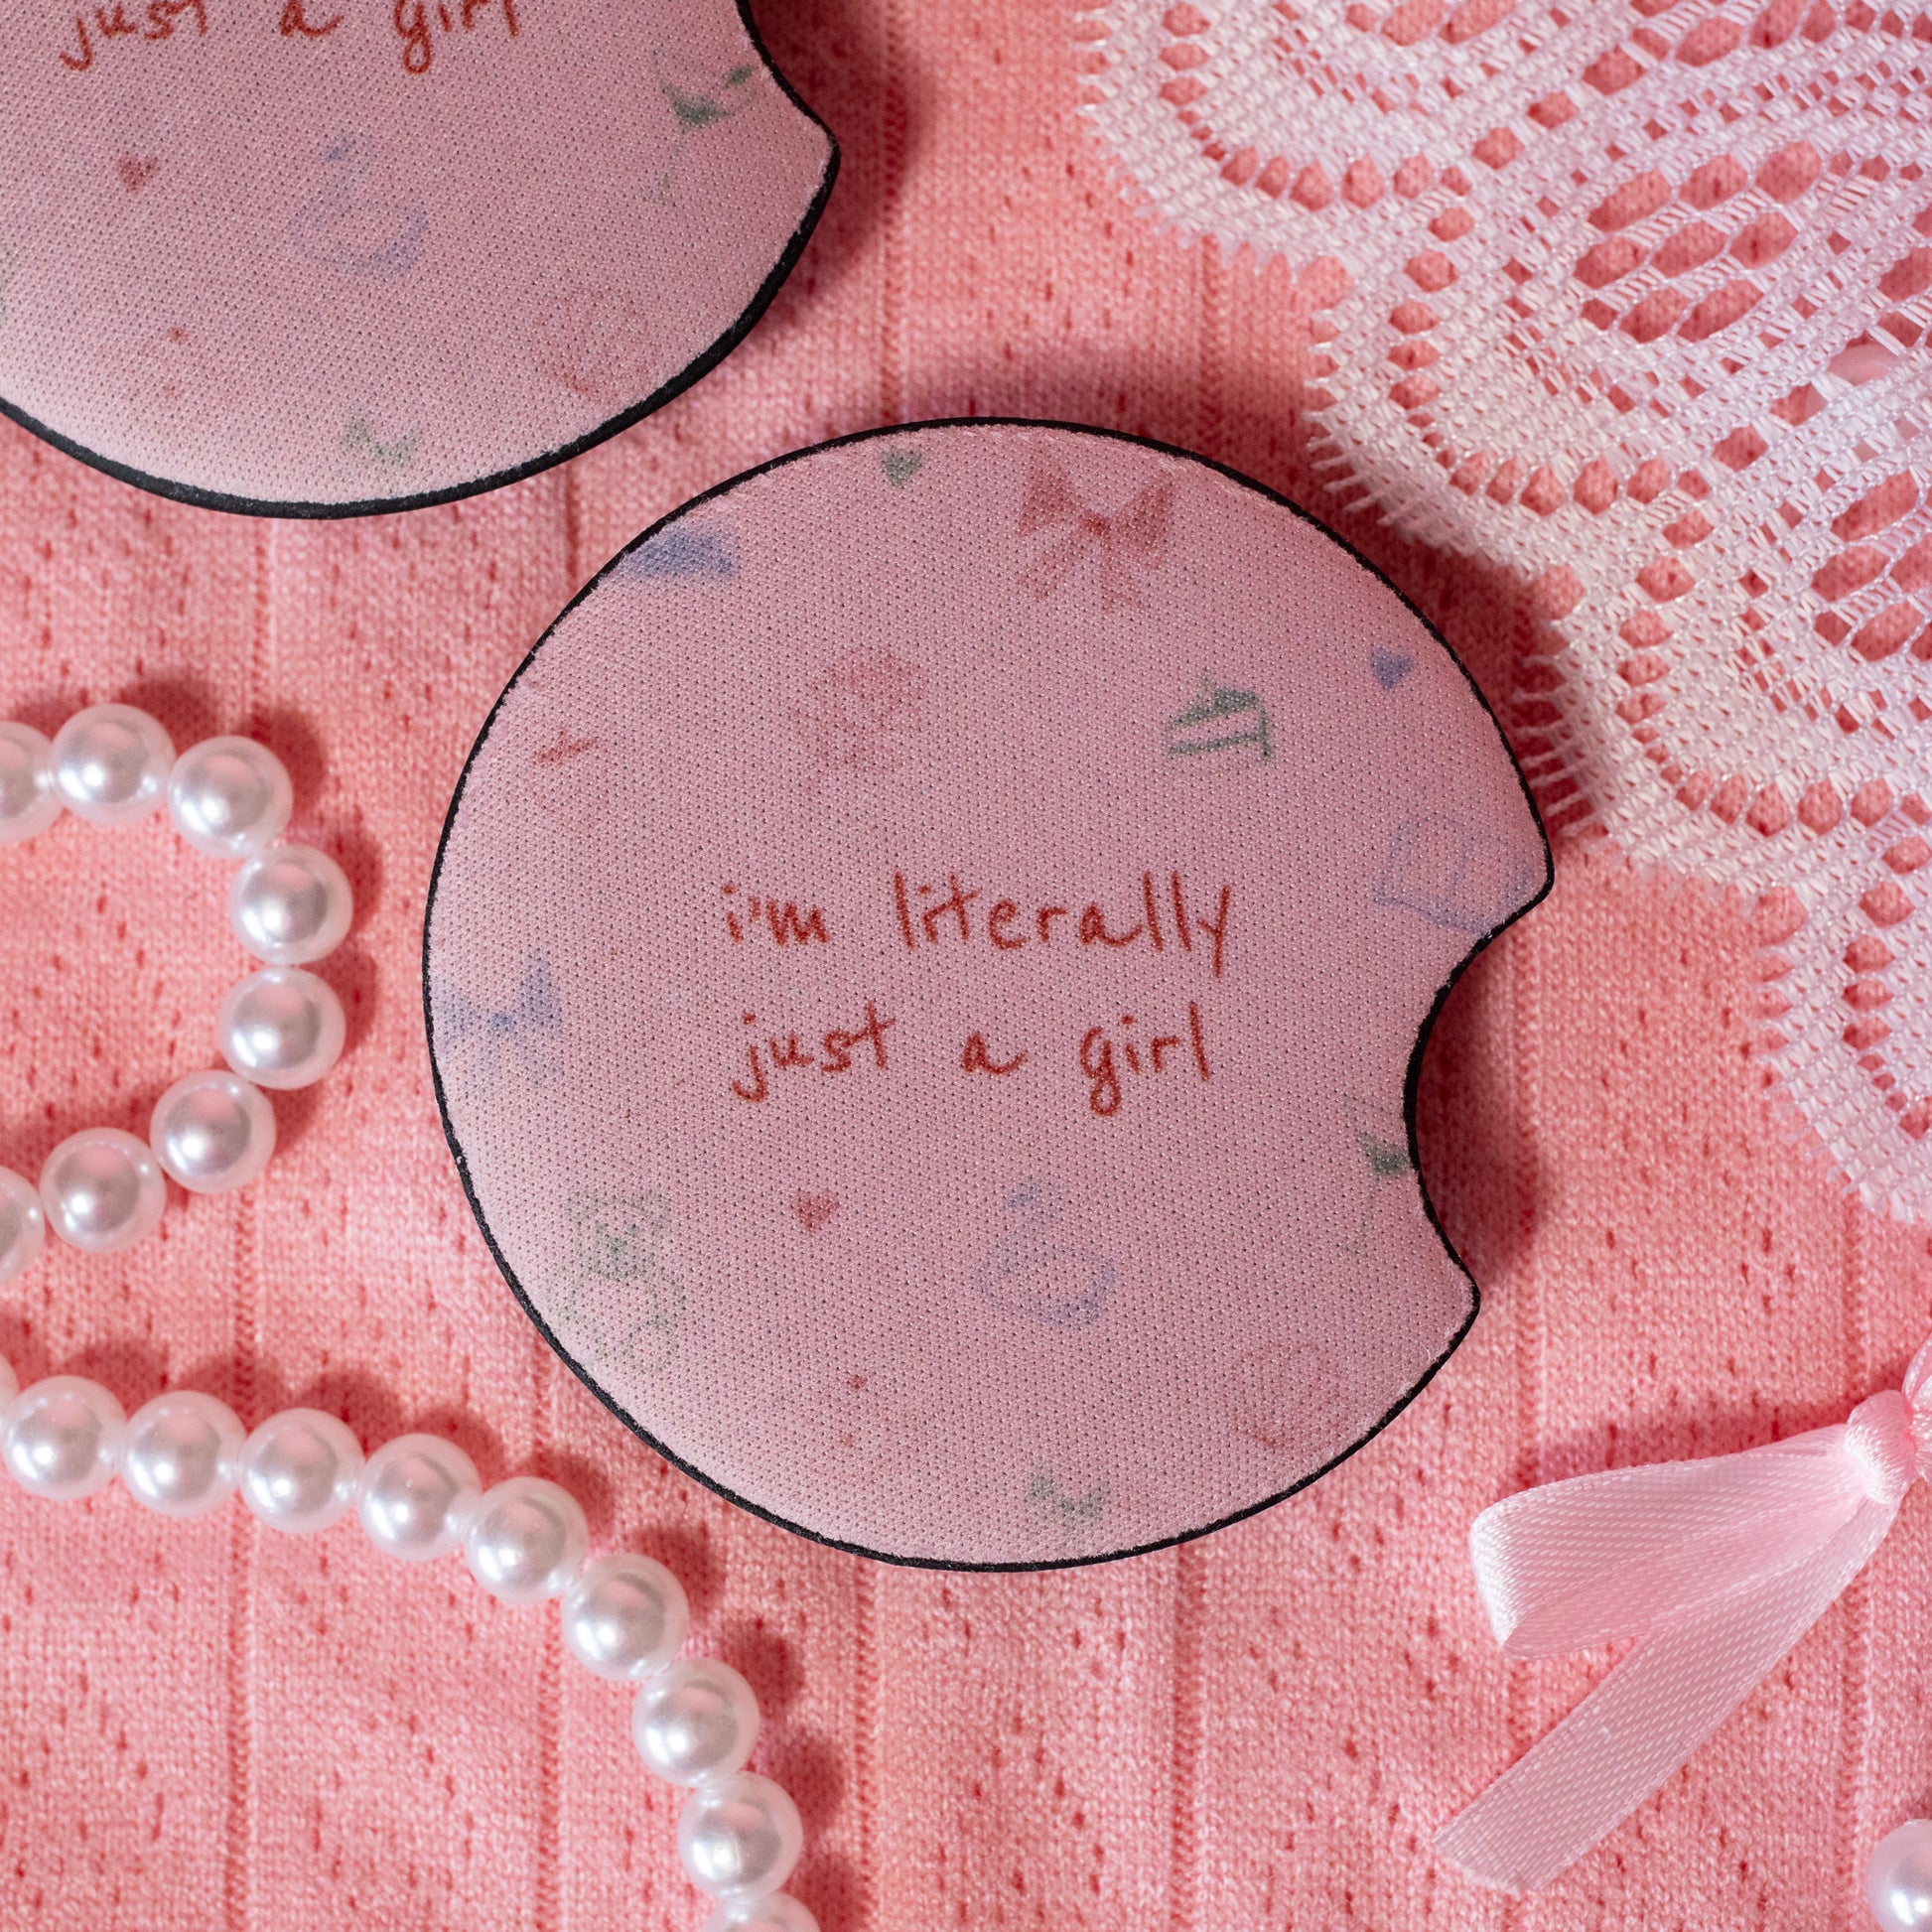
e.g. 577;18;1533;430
0;2;1926;1926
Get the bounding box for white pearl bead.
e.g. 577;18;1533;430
701;1895;820;1932
633;1659;759;1786
461;1475;589;1603
0;722;63;844
215;967;345;1090
148;1071;276;1194
120;1390;244;1517
561;1552;690;1681
678;1774;804;1905
2;1376;125;1498
49;704;175;827
1869;1821;1932;1929
357;1434;481;1562
167;737;293;859
0;1167;46;1284
39;1128;168;1253
239;1409;362;1534
229;843;352;966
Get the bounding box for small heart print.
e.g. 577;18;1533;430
1370;647;1415;692
881;448;924;488
117;156;162;194
791;1189;838;1233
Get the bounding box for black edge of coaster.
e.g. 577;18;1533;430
423;417;1556;1571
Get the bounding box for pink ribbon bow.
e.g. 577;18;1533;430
1016;455;1174;609
1438;1338;1932;1893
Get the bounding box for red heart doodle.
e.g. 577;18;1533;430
116;156;162;194
790;1190;838;1234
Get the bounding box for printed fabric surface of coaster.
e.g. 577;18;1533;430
0;0;832;513
426;420;1549;1567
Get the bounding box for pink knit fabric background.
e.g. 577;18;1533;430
1;1;1928;1927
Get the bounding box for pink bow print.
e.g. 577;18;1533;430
1439;1337;1932;1891
1017;454;1174;609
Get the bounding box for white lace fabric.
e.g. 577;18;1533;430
1083;0;1932;1219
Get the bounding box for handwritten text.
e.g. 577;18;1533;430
60;1;205;72
718;869;1236;1120
892;869;1231;978
56;0;524;74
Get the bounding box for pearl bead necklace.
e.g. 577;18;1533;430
0;704;351;1276
2;705;819;1927
0;1361;819;1931
1869;1821;1932;1929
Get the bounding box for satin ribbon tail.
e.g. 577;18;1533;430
1435;1497;1893;1892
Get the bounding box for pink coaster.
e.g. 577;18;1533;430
426;422;1548;1567
0;3;831;514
